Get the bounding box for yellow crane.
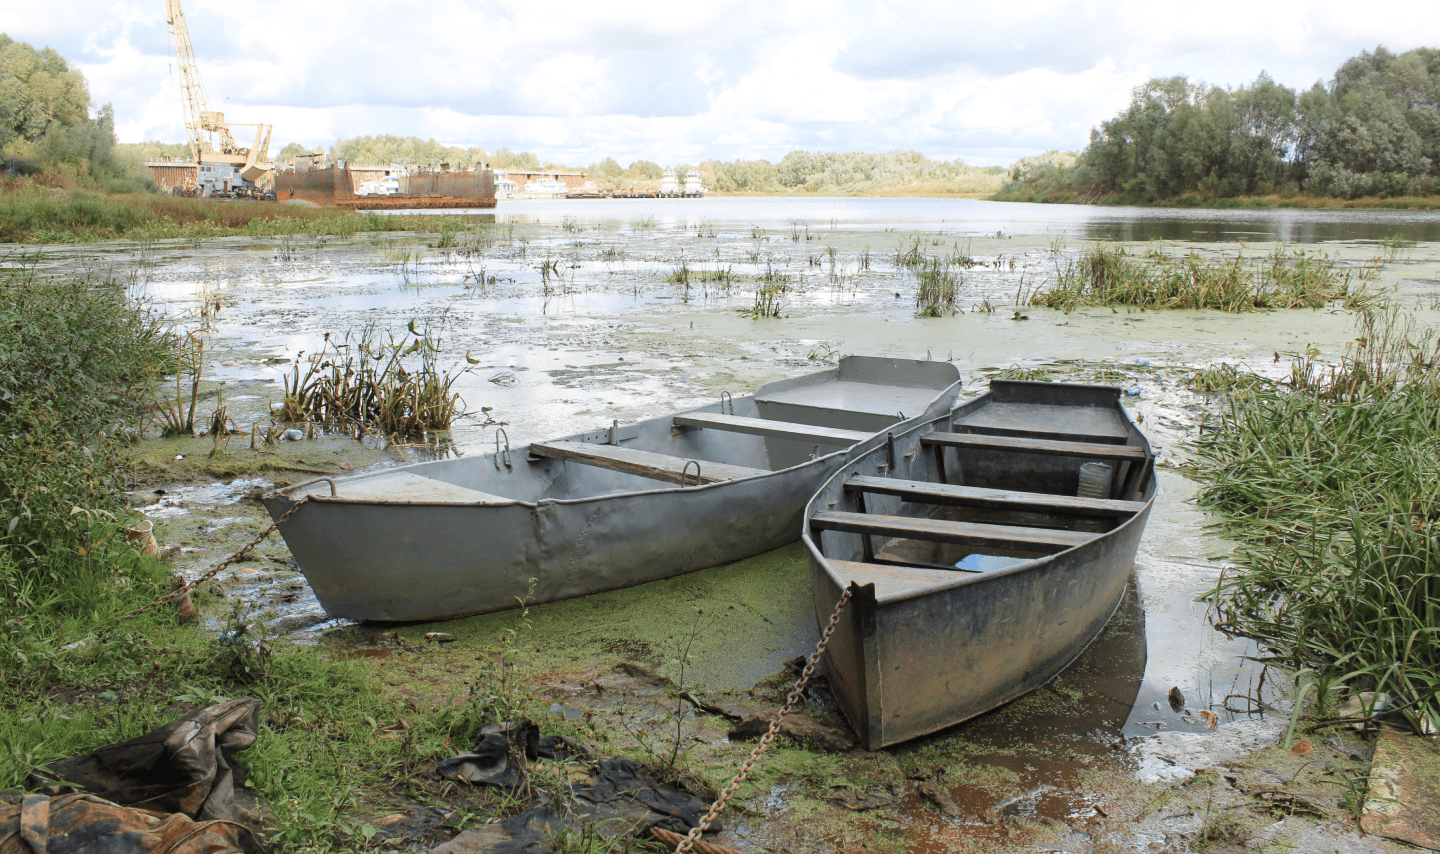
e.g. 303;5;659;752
165;0;272;188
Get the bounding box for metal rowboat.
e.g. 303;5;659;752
803;379;1157;749
265;357;962;622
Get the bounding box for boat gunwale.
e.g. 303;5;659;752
802;391;1156;608
276;379;965;510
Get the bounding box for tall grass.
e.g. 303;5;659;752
1196;308;1440;734
1029;245;1377;313
915;258;961;317
0;185;483;243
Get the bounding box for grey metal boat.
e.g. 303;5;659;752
803;379;1156;749
264;357;962;622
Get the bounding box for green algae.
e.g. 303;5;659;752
386;541;818;697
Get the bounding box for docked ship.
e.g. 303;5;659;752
275;154;496;209
682;169;708;197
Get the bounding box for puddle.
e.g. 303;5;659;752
28;198;1440;851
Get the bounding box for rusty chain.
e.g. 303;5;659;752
672;585;854;854
117;496;308;622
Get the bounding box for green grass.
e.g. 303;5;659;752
1028;244;1377;313
914;257;961;317
0;263;501;851
0;185;487;243
1196;309;1440;735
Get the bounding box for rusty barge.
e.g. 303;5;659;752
275;154;496;209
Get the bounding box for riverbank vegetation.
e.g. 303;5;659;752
1196;308;1440;735
305;138;1008;197
999;46;1440;205
0;184;487;243
0;267;520;851
1025;244;1378;312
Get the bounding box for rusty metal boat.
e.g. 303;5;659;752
264;357;961;622
803;379;1156;749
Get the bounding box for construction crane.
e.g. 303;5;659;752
165;0;272;190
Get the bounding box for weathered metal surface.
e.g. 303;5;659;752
264;357;962;622
274;164;496;209
803;379;1157;749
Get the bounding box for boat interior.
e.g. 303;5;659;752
809;381;1156;599
291;357;962;506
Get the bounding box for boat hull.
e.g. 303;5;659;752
804;380;1156;749
266;357;962;622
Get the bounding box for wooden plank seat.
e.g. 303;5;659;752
810;510;1094;554
921;431;1147;462
673;412;872;446
845;476;1148;518
529;441;768;485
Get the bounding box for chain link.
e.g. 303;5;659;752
118;496;308;622
672;585;854;854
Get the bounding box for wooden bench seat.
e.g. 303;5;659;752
810;510;1094;554
673;412;872;446
529;441;768;485
845;476;1148;518
921;431;1147;462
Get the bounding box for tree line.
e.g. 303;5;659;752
0;34;143;190
1002;45;1440;202
284;139;1005;196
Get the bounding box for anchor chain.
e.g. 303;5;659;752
672;585;854;854
118;496;308;622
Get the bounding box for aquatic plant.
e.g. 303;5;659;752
1197;308;1440;735
152;332;205;437
277;319;470;442
1028;244;1376;313
914;258;960;317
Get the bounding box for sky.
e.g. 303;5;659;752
5;0;1438;168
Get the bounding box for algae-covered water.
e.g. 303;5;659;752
20;197;1439;852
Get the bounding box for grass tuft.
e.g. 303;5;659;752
1197;307;1440;735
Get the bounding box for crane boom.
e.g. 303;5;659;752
164;0;272;185
165;0;209;165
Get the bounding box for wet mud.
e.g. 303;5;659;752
36;198;1440;852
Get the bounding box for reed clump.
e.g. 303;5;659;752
1196;308;1440;734
915;258;961;317
278;319;470;441
1029;245;1376;313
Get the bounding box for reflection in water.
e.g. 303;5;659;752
395;197;1440;245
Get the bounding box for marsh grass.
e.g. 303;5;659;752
278;319;470;442
1197;308;1440;734
914;258;961;317
1029;245;1377;313
0;186;481;243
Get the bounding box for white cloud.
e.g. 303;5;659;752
3;0;1436;167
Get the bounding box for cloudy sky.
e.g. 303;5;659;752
5;0;1437;167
